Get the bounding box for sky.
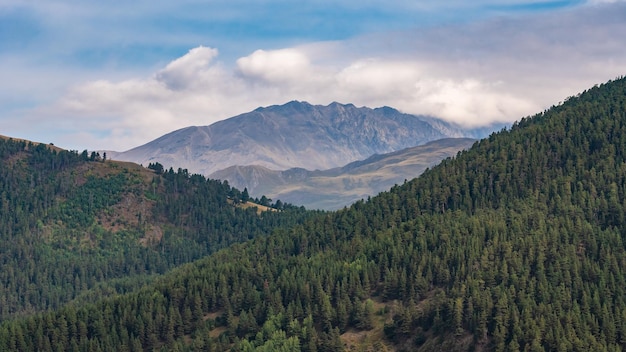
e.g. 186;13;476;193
1;0;626;151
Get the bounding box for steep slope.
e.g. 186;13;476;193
0;137;309;322
110;101;495;175
210;138;476;210
4;77;626;351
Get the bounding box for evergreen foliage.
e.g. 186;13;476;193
2;76;626;351
0;141;309;322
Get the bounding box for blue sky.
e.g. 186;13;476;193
1;0;625;151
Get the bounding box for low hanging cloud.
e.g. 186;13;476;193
28;1;626;151
237;49;313;83
52;48;526;151
155;46;221;91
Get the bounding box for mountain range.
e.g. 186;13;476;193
109;101;497;208
110;101;493;175
210;138;476;209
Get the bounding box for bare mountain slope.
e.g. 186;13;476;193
109;101;493;175
210;138;476;209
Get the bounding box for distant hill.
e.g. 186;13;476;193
109;101;498;175
210;138;476;209
0;133;63;152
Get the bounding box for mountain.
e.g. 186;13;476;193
4;77;626;351
210;137;476;210
109;101;497;176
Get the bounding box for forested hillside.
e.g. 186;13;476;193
0;140;310;322
3;76;626;351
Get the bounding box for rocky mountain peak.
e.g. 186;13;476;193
109;101;498;176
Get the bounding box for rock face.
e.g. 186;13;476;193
209;138;477;210
109;101;495;175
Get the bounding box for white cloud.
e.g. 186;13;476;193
30;46;538;150
155;46;220;91
336;60;421;98
329;60;538;126
237;49;312;83
8;2;626;151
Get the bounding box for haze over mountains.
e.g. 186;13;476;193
109;101;498;208
110;101;496;174
211;138;476;209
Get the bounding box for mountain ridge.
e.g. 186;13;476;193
109;101;498;175
210;137;476;209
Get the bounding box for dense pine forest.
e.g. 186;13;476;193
0;140;310;322
2;76;626;351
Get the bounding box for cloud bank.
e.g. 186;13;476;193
8;2;626;151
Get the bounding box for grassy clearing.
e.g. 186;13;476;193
341;299;395;351
228;199;277;214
